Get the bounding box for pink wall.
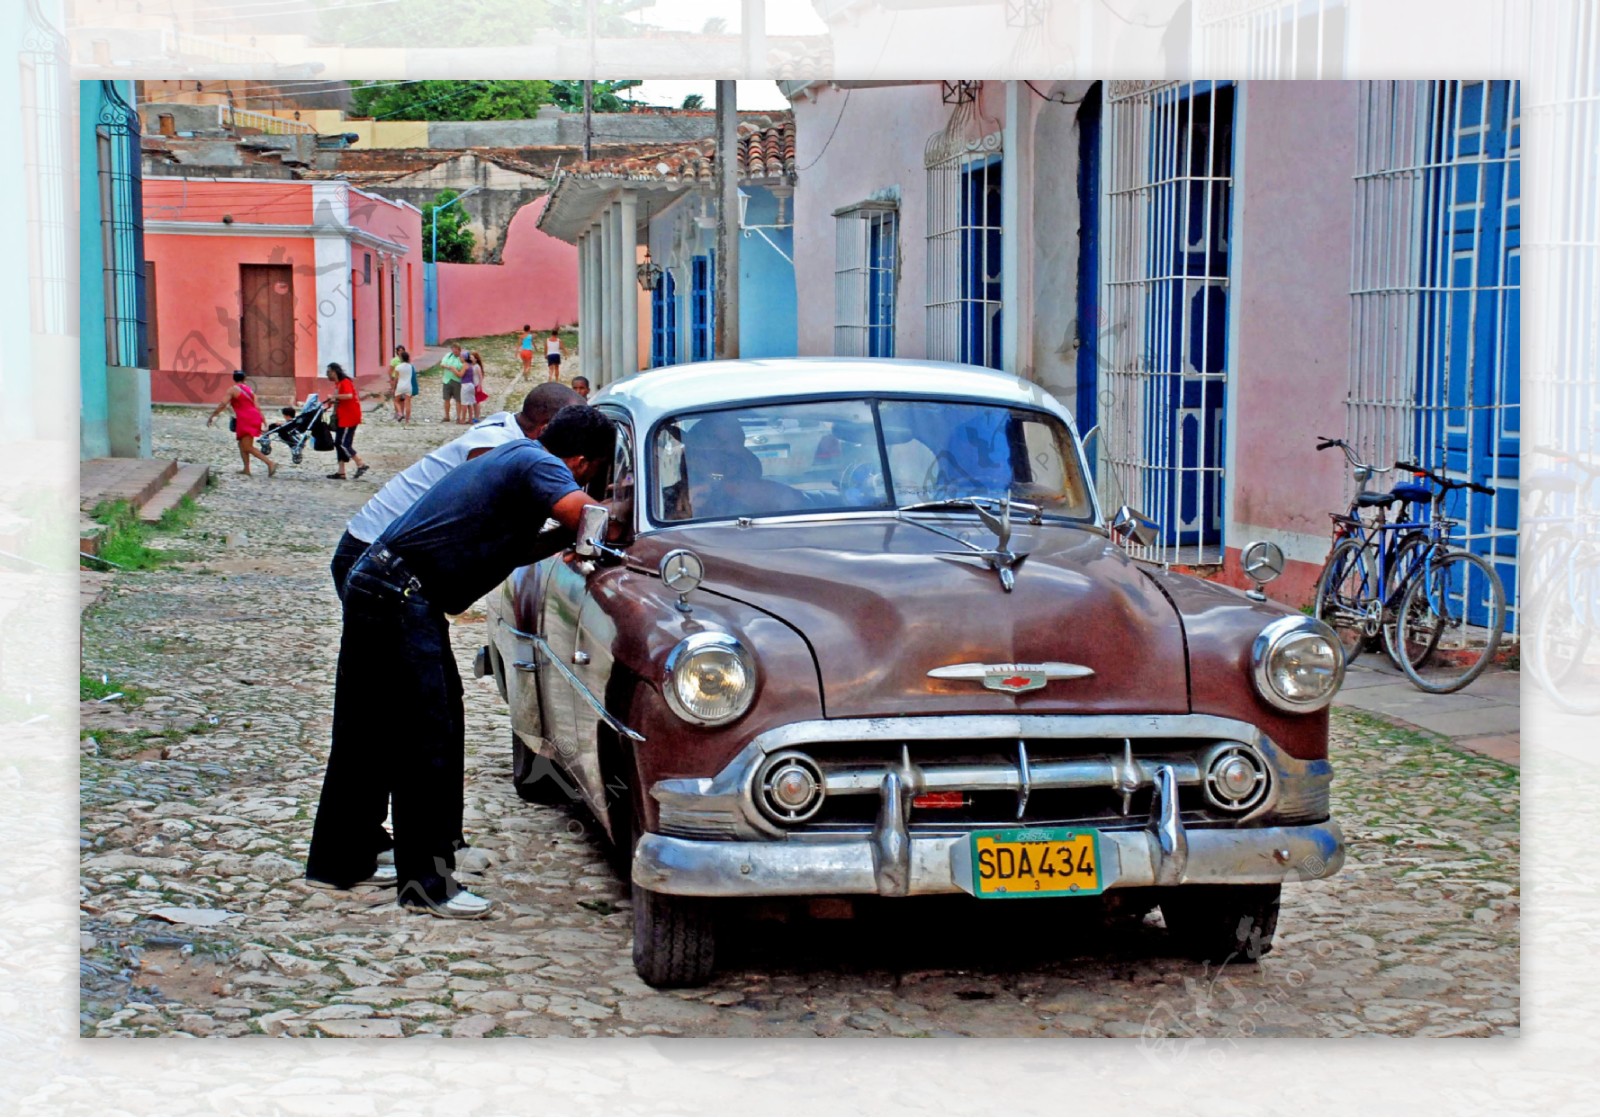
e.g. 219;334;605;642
144;230;320;403
436;197;578;339
143;178;314;225
348;188;425;382
1227;81;1362;602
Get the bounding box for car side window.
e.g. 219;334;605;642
591;411;635;533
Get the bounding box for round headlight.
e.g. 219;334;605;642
664;632;757;726
1252;616;1345;712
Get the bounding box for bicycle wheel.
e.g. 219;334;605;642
1521;527;1578;691
1314;538;1373;666
1381;532;1439;670
1532;551;1600;713
1396;549;1506;693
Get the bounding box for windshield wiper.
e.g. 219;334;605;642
896;495;1043;525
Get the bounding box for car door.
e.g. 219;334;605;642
538;410;638;821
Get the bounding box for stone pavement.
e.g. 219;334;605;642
76;359;1519;1039
1335;657;1520;766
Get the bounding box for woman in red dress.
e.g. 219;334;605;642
207;370;276;477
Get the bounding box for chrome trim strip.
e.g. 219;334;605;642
927;662;1095;681
747;713;1266;754
633;821;1346;897
529;633;646;744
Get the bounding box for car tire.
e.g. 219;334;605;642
510;732;576;806
1159;884;1281;964
632;885;716;989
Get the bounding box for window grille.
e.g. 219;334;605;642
96;80;148;370
1099;80;1235;567
925;113;1002;370
651;270;679;368
834;202;898;358
1349;80;1522;630
690;254;714;363
1191;0;1347;78
22;0;69;336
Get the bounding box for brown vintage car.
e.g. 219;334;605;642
478;358;1346;987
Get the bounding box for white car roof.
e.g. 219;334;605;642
591;357;1080;434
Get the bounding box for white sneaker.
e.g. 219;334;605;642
406;890;496;920
376;849;395;867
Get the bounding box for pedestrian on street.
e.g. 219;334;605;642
330;382;583;599
571;375;590;400
546;328;563;382
206;370;277;478
390;345;414;424
518;324;536;379
306;404;616;919
324;363;370;480
466;350;488;424
440;343;465;423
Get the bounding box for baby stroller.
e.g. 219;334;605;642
258;393;334;465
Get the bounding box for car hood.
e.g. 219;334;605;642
628;517;1189;719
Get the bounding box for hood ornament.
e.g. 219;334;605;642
897;495;1032;592
928;661;1095;694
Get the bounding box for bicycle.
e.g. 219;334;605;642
1523;447;1600;711
1311;438;1438;671
1389;461;1507;693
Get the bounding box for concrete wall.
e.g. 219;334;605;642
435;196;578;341
738;186;797;359
791;83;951;360
362;152;549;262
1221;81;1361;604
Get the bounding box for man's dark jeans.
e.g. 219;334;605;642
330;529;369;602
306;551;465;905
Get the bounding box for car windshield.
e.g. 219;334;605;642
651;398;1094;523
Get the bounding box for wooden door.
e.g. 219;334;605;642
240;264;295;401
143;260;160;370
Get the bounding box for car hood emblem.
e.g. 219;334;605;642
927;662;1095;693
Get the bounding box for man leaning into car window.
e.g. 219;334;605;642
305;405;616;920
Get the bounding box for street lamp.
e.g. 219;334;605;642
430;185;482;264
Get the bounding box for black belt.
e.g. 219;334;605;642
361;542;426;598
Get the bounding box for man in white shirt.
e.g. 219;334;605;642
331;381;583;598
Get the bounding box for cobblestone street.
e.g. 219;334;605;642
78;364;1520;1040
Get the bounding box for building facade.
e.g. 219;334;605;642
783;79;1521;624
536;115;797;389
80;78;151;459
141;177;423;404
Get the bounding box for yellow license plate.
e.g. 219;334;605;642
970;827;1103;899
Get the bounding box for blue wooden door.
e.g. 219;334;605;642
650;270;678;368
690;254;714;363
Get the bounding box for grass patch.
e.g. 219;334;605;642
89;500;195;570
80;673;149;704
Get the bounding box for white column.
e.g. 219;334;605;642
576;231;589;382
597;206;613;387
1001;79;1023;378
618;190;639;378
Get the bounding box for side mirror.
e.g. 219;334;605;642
1240;540;1285;601
1109;505;1159;549
573;504;610;558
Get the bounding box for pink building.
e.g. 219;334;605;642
434;196;579;341
143;177;424;405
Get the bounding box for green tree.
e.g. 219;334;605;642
349;80;552;121
424;190;476;263
547;80;643;113
319;0;550;49
680;93;705;110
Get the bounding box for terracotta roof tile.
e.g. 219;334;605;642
557;113;796;186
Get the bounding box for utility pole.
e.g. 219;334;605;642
582;79;593;162
714;79;740;360
743;0;766;75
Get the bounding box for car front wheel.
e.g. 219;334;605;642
632;884;717;988
1159;884;1281;964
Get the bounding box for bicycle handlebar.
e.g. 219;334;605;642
1395;462;1497;497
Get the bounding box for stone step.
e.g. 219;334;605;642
138;464;211;525
80;520;106;556
80;457;179;516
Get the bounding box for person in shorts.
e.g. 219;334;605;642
440;343;465;423
390;345;414;423
546;329;563;382
519;325;535;379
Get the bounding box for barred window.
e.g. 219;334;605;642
833;202;898;357
95;81;147;369
926;132;1003;370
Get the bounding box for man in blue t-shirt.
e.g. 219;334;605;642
307;405;615;919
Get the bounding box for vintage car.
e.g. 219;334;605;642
479;358;1346;987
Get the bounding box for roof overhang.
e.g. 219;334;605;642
144;219;411;255
537;176;698;245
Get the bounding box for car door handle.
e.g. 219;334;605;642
572;651;591;666
512;660;537;672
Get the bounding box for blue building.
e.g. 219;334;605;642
79;79;151;459
537;114;797;390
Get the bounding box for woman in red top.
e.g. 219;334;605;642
206;370;276;477
324;363;370;480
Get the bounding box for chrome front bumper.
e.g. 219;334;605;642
633;762;1345;899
